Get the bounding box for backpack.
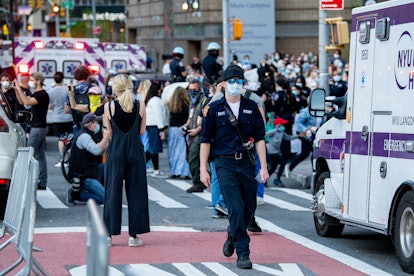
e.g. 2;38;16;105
71;82;94;125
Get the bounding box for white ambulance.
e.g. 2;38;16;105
13;37;147;89
309;0;414;273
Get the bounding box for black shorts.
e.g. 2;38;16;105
53;122;73;137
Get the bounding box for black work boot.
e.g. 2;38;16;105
223;226;234;257
237;255;252;269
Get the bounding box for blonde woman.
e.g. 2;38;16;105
103;74;150;247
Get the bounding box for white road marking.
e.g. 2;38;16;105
127;264;176;275
166;180;211;201
69;265;125;276
36;188;68;209
34;225;200;234
262;195;309;211
148;186;188;208
270;187;312;200
253;263;304;275
201;262;238;276
172;263;206;275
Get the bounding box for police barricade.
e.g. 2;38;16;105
0;148;48;275
86;199;109;276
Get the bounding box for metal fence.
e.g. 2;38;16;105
86;199;109;276
0;147;48;275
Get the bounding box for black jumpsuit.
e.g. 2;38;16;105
104;100;150;237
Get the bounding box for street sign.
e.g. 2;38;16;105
320;0;344;10
93;26;101;35
18;5;31;15
62;0;74;9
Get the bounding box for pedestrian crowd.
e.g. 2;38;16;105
0;42;349;269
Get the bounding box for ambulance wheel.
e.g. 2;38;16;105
394;190;414;273
313;171;344;237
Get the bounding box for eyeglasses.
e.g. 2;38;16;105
227;78;243;85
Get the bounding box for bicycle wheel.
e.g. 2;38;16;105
61;145;72;183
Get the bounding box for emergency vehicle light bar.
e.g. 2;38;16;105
34;41;44;49
75;42;85;50
88;65;100;74
18;64;29;74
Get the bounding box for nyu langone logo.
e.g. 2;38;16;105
395;31;414;90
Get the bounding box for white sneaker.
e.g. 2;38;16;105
257;197;265;205
107;236;112;247
150;171;168;179
54;161;62;167
128;236;143;247
284;166;291;179
146;167;154;173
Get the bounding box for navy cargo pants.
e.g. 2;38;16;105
215;155;257;258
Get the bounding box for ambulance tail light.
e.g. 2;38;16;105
34;41;44;49
18;64;30;74
74;42;85;50
88;65;100;74
0;116;9;132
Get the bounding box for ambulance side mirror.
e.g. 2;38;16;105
309;88;326;117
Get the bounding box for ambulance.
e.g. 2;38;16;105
309;0;414;273
13;37;147;89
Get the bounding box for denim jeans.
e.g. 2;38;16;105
27;127;48;187
255;154;264;198
79;178;104;204
210;162;226;215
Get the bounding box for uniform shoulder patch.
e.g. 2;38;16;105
203;105;210;117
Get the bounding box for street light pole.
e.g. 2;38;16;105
92;0;97;38
222;0;230;68
66;7;70;34
53;1;60;37
318;8;330;94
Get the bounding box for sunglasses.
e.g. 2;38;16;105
227;78;243;85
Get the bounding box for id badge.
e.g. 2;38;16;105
189;108;194;118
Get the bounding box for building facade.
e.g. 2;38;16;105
125;0;365;71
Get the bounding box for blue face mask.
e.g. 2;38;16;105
279;126;285;132
227;83;243;97
94;124;101;134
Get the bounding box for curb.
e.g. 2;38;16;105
290;171;311;189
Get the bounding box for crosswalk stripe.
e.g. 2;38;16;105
172;263;207;275
253;263;304;275
37;188;68;209
271;187;311;200
166;180;211;201
127;264;176;275
262;195;309;211
148;186;188;208
201;262;238;276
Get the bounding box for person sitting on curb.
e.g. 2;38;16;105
67;113;111;205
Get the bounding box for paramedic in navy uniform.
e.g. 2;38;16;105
199;64;269;269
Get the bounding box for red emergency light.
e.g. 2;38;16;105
18;64;30;74
88;65;100;74
74;42;85;50
34;41;44;49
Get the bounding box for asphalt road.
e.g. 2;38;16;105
0;136;411;275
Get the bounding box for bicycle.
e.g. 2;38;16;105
59;132;74;183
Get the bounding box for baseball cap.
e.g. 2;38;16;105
81;113;102;125
274;117;288;126
87;85;102;95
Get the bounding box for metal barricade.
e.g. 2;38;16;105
0;148;48;275
86;199;109;276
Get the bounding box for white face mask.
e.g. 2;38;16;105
1;80;10;89
28;81;36;89
108;81;112;87
333;53;340;59
333;75;342;82
227;83;243;97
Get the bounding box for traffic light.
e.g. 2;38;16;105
28;0;35;8
36;0;43;8
60;7;65;17
231;19;243;41
325;17;349;49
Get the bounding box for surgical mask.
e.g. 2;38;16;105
295;83;302;88
94;124;101;134
108;81;112;87
88;94;101;113
2;80;10;89
292;90;298;97
278;126;285;132
227;83;243;97
285;69;291;75
333;53;339;59
294;68;300;73
333;75;342;82
28;81;36;89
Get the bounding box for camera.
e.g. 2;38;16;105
181;126;189;136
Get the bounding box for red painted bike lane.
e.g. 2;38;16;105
0;231;367;275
